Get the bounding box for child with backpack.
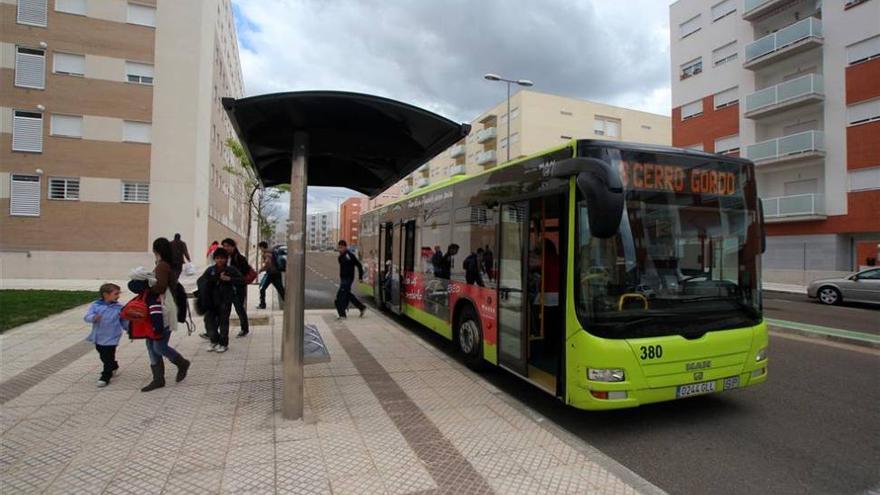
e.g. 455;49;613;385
83;283;126;388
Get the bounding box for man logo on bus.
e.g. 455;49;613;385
693;372;704;381
686;360;712;371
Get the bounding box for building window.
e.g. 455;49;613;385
560;135;572;140
641;124;652;129
846;35;880;66
17;0;47;26
15;46;45;89
679;14;701;38
845;0;870;9
715;134;740;154
686;143;704;151
127;3;156;27
680;57;702;79
712;41;738;66
848;167;880;192
48;177;80;200
125;61;154;85
123;121;152;143
12;110;43;152
681;100;703;120
50;114;83;137
53;52;85;76
510;107;520;120
593;116;621;138
560;110;573;116
714;87;739;109
711;0;736;21
847;98;880;126
55;0;86;15
10;174;41;216
122;182;149;203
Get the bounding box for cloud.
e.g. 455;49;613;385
232;0;672;120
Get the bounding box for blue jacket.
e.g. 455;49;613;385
84;300;126;346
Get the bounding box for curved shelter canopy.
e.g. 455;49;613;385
222;91;471;197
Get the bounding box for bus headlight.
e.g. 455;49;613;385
755;348;767;362
588;368;625;382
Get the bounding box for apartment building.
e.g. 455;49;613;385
397;89;671;194
0;0;247;278
306;212;334;251
670;0;880;283
365;182;403;211
340;196;365;247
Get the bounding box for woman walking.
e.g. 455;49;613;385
141;237;191;392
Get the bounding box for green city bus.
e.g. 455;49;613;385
357;139;768;410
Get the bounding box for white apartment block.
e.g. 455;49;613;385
306;212;335;251
396;89;671;195
670;0;880;283
0;0;247;278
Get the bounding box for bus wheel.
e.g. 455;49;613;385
457;306;485;370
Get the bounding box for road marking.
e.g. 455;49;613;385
765;318;880;345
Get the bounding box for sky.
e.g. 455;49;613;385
230;0;673;217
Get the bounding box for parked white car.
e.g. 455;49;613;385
806;268;880;305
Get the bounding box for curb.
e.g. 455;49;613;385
766;318;880;350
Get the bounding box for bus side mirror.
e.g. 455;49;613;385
575;160;624;239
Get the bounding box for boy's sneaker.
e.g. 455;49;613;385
215;345;228;353
198;333;210;340
257;304;267;309
236;330;249;338
336;315;347;321
359;307;367;318
206;343;217;352
96;380;108;388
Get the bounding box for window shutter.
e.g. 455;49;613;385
681;100;703;120
50;114;83;137
712;41;738;65
12;111;43;152
10;174;41;216
847;35;880;65
123;182;149;202
593;119;605;135
605;120;620;138
55;0;87;15
49;178;80;200
711;0;735;20
715;135;740;154
15;47;45;89
127;3;156;27
54;52;85;75
847;99;880;125
125;62;154;84
714;87;739;109
848;167;880;192
17;0;47;26
679;15;701;38
123;121;151;143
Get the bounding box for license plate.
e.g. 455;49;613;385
676;380;716;398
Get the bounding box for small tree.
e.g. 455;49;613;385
224;138;289;266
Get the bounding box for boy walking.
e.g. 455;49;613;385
335;240;366;320
197;249;244;353
257;241;285;309
84;283;126;387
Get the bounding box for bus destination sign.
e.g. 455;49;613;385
618;161;738;196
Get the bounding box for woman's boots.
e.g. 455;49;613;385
141;360;166;392
171;355;190;383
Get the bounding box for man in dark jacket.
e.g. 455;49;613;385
336;240;366;320
170;233;191;278
197;249;243;353
463;248;485;287
221;238;252;338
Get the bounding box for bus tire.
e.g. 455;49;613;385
456;305;485;371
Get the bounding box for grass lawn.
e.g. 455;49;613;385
0;290;97;333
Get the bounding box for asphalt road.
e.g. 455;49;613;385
305;252;880;495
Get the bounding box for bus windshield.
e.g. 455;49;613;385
575;150;762;339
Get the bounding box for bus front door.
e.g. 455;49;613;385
498;202;529;376
379;222;394;309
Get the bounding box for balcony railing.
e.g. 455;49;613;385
401;185;412;194
476;127;497;143
449;144;465;158
762;193;825;218
448;164;465;176
476;150;496;166
416;177;429;188
745;130;824;163
745;18;822;64
745;74;823;116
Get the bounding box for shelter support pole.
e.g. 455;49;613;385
282;131;308;420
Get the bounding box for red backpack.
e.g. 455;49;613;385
121;293;160;340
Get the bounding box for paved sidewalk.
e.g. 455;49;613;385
0;291;663;494
762;282;806;294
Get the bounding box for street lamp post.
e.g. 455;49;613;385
484;74;534;162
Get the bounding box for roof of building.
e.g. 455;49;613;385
222;91;470;198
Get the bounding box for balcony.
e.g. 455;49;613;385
416;177;429;188
762;193;825;222
401;185;412;195
745;130;824;165
742;0;790;21
476;150;496;166
476;127;497;143
448;164;466;176
744;18;823;70
449;144;465;158
745;74;824;119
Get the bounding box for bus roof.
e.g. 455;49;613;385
377;139;752;210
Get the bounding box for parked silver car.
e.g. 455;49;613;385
807;268;880;305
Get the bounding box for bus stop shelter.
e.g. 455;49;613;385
222;91;470;419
